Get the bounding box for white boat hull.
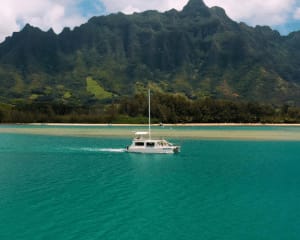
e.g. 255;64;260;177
126;138;180;154
126;145;180;154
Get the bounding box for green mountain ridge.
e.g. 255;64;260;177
1;0;300;106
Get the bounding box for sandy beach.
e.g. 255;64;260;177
1;123;300;141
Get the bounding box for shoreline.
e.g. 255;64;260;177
24;122;300;127
1;123;300;140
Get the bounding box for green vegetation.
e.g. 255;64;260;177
1;92;300;123
86;77;112;100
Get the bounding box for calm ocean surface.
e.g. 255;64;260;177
1;125;300;239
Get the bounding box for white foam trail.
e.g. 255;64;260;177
98;148;126;153
81;147;126;153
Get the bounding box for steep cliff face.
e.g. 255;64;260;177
0;0;300;105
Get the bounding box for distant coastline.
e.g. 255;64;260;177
27;123;300;127
2;123;300;140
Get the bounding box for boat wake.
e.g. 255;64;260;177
80;147;126;153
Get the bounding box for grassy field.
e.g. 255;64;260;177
86;77;112;100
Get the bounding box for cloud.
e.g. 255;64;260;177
205;0;297;26
101;0;187;14
0;0;97;43
0;0;299;43
294;8;300;20
101;0;300;30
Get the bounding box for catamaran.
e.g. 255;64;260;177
126;89;180;154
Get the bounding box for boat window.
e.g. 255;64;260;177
146;142;155;147
135;142;144;146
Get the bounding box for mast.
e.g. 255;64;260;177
148;88;151;139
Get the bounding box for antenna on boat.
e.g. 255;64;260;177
148;88;151;140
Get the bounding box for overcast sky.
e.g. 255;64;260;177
0;0;300;43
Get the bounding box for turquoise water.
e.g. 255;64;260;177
1;127;300;239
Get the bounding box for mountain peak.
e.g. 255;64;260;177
182;0;210;17
21;24;44;35
185;0;208;8
22;23;35;31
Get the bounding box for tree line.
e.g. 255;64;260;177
118;93;300;124
1;92;300;123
